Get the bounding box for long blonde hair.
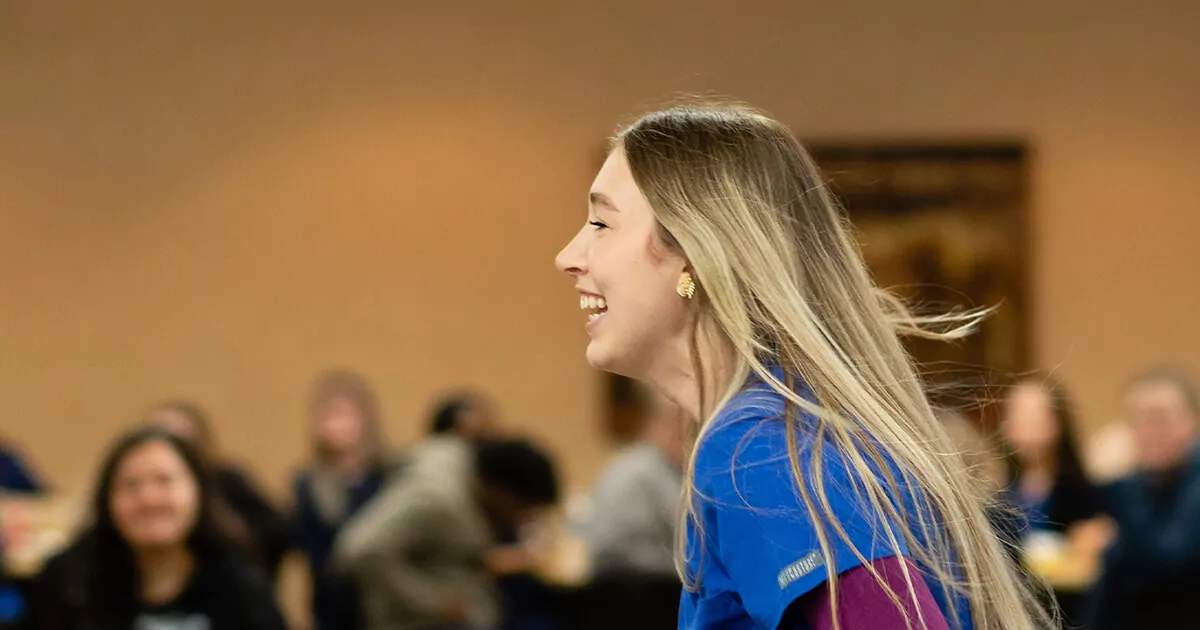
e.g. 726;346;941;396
615;102;1049;629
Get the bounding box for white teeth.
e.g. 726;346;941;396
588;313;602;321
579;294;607;312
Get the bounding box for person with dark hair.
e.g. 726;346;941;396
335;434;559;630
998;374;1101;539
293;370;394;630
145;399;293;585
998;374;1105;626
1088;364;1200;630
25;426;285;630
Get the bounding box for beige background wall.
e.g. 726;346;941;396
2;1;1198;500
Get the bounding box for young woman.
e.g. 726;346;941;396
999;375;1100;539
292;370;392;630
27;426;285;629
145;399;294;584
555;103;1048;629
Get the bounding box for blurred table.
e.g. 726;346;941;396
1026;548;1099;592
1;495;80;579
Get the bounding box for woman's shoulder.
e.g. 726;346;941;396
693;384;818;505
698;378;805;470
694;374;904;516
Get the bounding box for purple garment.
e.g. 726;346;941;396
798;556;950;630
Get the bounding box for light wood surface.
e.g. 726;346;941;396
1025;546;1101;592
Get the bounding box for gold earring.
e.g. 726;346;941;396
676;272;696;299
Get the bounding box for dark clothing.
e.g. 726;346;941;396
493;527;558;630
293;466;390;630
215;465;293;584
1089;446;1200;630
27;547;285;630
1003;471;1101;536
994;473;1098;628
0;446;42;494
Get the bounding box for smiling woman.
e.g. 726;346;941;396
558;159;697;384
555;102;1051;630
24;426;286;630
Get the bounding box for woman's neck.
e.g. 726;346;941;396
136;544;195;605
648;318;736;422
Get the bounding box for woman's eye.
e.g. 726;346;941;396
589;220;608;230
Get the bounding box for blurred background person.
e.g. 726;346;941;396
145;399;293;585
26;426;285;629
1088;365;1200;630
293;370;394;630
585;389;685;580
335;434;559;630
425;393;560;630
0;435;45;627
998;374;1106;626
999;375;1103;544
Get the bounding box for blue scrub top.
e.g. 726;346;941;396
678;367;972;629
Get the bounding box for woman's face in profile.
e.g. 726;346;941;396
109;440;200;550
554;148;692;379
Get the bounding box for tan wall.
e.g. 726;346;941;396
2;1;1199;504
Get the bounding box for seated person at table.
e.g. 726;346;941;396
26;426;286;630
293;370;395;630
335;435;559;630
1088;365;1200;630
998;374;1102;542
587;390;686;579
998;375;1109;626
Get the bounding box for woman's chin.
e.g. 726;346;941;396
585;339;613;372
586;340;645;382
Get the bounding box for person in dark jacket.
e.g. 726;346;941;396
26;426;285;630
998;373;1105;626
146;399;294;585
1089;365;1200;630
999;373;1101;537
293;370;394;630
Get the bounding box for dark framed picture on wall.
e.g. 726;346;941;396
807;141;1031;422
